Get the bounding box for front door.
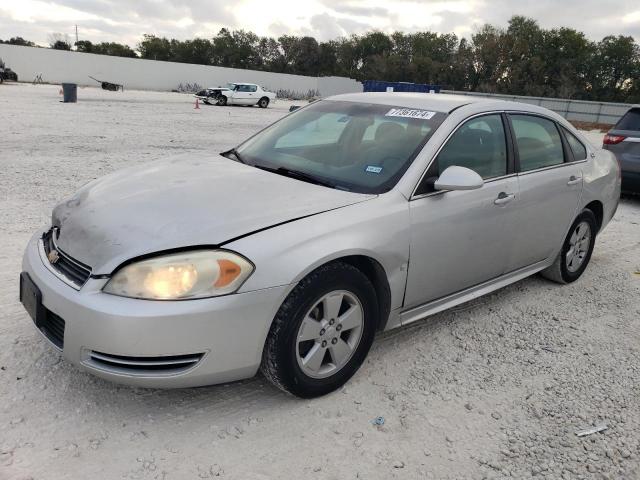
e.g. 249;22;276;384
231;84;255;105
404;113;520;307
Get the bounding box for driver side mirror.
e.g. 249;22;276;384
434;166;484;191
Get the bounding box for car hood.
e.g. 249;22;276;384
52;154;373;274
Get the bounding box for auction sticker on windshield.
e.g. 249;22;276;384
385;108;436;120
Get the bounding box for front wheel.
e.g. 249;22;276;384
540;209;597;284
261;262;378;398
258;97;270;108
217;95;227;106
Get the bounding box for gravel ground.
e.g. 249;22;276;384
1;84;639;480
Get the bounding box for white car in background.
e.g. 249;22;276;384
216;83;276;108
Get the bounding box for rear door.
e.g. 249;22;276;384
605;107;640;191
505;114;584;271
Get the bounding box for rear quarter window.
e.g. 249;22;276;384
615;108;640;131
562;128;588;161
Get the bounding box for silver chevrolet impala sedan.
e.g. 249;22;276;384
20;93;620;397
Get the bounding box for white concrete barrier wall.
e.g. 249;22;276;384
0;44;362;96
442;89;633;125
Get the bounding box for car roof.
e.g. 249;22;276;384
326;92;533;114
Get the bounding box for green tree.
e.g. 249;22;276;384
74;40;94;53
591;35;639;101
138;34;172;61
1;36;36;46
469;25;506;92
542;28;595;98
92;42;137;57
502;16;546;95
212;29;260;69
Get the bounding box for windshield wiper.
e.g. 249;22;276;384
254;165;337;189
221;148;247;164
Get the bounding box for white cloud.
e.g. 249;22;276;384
0;0;638;47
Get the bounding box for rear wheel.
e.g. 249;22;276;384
540;209;597;284
261;262;378;398
258;97;269;108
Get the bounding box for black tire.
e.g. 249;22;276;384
540;209;597;284
261;262;378;398
217;95;227;106
258;97;269;108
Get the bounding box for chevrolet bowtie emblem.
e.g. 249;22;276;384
48;249;60;264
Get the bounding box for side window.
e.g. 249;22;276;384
562;128;587;161
436;114;508;179
249;85;257;92
511;115;565;171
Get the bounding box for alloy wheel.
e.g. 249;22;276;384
295;290;364;379
566;220;591;273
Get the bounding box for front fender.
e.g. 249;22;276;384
227;192;410;315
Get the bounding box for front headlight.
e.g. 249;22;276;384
103;250;254;300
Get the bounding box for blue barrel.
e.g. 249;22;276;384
61;83;77;103
363;80;440;94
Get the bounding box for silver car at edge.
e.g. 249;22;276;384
20;93;620;398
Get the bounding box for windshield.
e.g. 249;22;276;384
226;83;237;90
235;100;447;193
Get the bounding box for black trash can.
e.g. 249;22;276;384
61;83;77;103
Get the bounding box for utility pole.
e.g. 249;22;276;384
75;25;78;45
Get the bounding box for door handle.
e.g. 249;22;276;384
567;175;582;185
494;192;515;205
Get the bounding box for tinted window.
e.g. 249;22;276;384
511;115;564;171
236;100;447;194
249;85;257;92
436;114;508;179
615;108;640;131
562;128;587;161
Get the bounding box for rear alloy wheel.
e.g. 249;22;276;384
258;97;269;108
541;209;597;284
261;262;378;398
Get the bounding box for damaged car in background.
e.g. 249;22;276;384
20;93;620;398
0;58;18;83
196;82;275;107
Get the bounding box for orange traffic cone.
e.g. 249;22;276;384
194;98;200;110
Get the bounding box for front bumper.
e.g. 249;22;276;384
21;229;289;388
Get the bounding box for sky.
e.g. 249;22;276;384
0;0;639;48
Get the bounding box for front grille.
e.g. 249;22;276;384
42;228;91;288
40;309;65;349
86;351;204;376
